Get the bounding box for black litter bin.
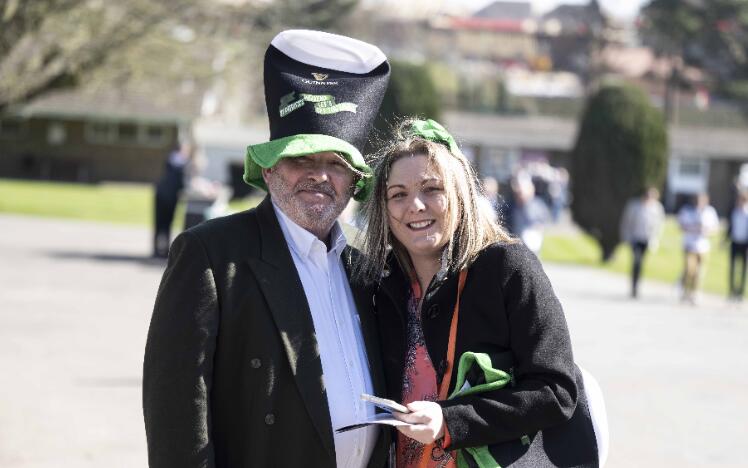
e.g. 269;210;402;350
183;197;214;230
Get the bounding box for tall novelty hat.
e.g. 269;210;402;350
244;29;390;201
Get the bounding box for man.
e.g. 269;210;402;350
727;190;748;301
153;142;190;258
143;30;390;467
619;187;665;298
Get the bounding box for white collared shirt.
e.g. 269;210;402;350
273;202;377;468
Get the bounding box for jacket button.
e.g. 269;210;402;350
250;358;262;369
264;413;275;425
427;304;439;319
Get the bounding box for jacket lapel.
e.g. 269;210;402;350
246;197;335;461
342;247;386;398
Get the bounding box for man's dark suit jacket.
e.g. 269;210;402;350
143;196;389;467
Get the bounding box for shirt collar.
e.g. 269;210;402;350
272;200;348;259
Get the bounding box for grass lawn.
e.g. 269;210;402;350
541;219;732;298
0;179;260;227
0;178;736;297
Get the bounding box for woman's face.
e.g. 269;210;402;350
386;154;451;261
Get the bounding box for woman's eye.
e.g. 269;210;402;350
388;192;405;200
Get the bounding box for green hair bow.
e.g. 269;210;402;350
406;119;463;156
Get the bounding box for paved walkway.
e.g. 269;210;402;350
1;214;746;467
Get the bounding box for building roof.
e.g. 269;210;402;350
447;16;527;32
444;111;748;161
13;89;196;124
473;1;532;21
541;3;604;36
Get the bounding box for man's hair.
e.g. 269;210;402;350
354;118;515;284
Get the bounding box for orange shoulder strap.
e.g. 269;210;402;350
438;269;467;400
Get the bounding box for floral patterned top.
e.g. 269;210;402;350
396;282;455;468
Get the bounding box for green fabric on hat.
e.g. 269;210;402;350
407;119;463;156
244;133;373;202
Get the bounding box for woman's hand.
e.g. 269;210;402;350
392;400;446;445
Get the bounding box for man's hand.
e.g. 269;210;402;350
392;400;445;445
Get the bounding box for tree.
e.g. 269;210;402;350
640;0;748;107
570;83;668;261
0;0;361;113
0;0;192;111
369;59;441;150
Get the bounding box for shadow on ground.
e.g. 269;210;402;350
46;251;168;267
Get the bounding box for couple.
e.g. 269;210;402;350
143;30;603;467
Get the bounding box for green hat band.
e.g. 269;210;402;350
406;119;464;157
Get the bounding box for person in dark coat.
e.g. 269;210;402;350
153;143;190;258
143;29;391;467
727;191;748;301
355;118;605;467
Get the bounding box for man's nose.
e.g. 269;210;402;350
306;163;331;182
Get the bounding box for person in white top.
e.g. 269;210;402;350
677;193;719;304
727;191;748;301
620;187;665;298
143;30;391;468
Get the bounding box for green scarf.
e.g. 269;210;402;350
448;352;528;468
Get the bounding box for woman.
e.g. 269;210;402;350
677;192;719;304
356;119;602;467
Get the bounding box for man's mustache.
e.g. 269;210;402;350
294;181;336;197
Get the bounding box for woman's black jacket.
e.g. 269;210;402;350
372;241;597;465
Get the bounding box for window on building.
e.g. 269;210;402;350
144;125;168;145
47;122;67;145
85;120;172;146
118;122;138;143
86;121;117;143
0;117;25;138
678;160;704;176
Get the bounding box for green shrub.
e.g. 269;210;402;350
570;83;668;261
369;59;441;150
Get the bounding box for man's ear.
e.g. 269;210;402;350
261;167;273;184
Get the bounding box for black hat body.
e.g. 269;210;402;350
245;30;390;201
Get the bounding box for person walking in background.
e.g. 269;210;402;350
620;187;665;298
678;193;719;304
153;142;190;258
479;176;501;222
505;172;550;254
727;191;748;302
143;30;391;467
548;167;569;223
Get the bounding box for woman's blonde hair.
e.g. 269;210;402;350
355;118;514;284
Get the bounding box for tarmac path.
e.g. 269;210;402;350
0;213;746;467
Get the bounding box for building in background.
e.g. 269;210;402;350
0;91;189;183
